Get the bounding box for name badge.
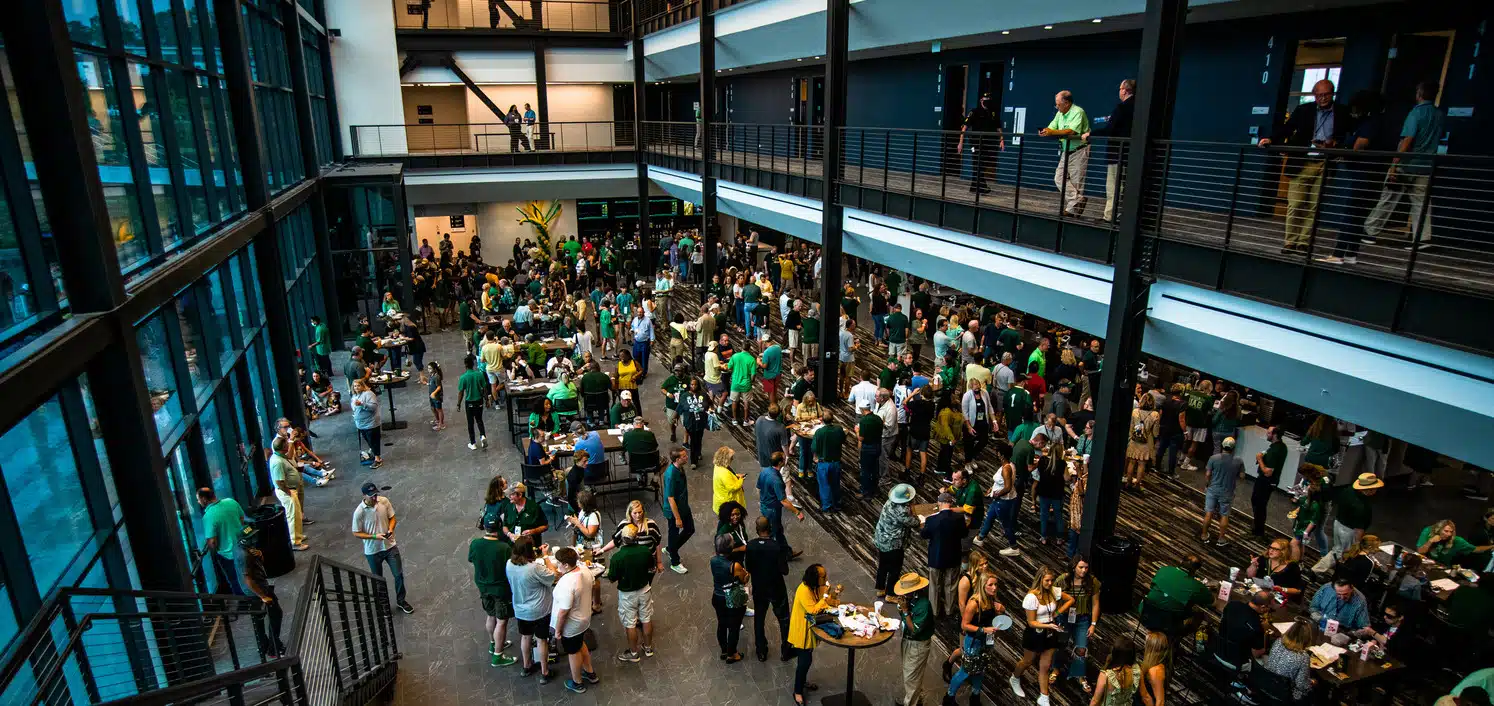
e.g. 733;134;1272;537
1067;608;1077;624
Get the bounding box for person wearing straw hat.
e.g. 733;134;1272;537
893;571;935;706
1331;473;1383;563
875;484;922;600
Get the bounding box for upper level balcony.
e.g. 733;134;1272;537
392;0;623;36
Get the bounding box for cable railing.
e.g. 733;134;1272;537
624;0;700;35
350;120;635;157
392;0;619;32
0;556;400;706
1142;140;1494;296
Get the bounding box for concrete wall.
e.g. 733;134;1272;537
475;200;581;268
401;86;470;151
413;214;477;256
327;0;407;154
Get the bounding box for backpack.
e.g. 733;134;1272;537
1130;411;1149;443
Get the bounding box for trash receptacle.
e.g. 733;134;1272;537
252;504;296;579
1093;534;1141;616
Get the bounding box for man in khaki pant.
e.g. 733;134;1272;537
1039;90;1092;217
893;572;935;706
269;436;308;551
1258;79;1344;252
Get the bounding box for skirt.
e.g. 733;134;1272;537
1125;440;1153;461
1021;626;1061;652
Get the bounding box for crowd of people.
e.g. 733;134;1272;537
203;218;1492;706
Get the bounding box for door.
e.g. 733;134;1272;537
940;64;968;175
977;61;1004;114
1381;32;1453;121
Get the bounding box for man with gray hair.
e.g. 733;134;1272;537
1039;90;1092;217
1084;79;1136;222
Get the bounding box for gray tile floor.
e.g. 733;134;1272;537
289;326;939;706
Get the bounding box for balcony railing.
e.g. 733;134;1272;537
640;120;1494;351
351;121;635;157
393;0;619;32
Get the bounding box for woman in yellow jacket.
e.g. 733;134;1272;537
788;564;840;705
711;446;745;513
933;395;966;479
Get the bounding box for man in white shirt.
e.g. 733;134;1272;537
654;271;673;322
959;320;979;367
993;352;1016;411
876;388;899;478
551;547;598;693
352;483;413;614
848;373;879;412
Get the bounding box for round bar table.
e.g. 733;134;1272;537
809;621;895;706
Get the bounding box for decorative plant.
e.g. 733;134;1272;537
516;200;562;264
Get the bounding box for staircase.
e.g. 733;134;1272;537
0;556;400;706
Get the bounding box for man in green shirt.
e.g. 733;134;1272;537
1332;475;1380;560
1026;337;1049;380
884;303;910;358
605;524;658;660
727;349;758;426
1038;89;1092;217
622;421;659;461
811;410;846;512
910;282;932;324
1004;383;1033;440
800;306;821;363
893;572;934;706
610;390;639;426
309;316;331;374
469;519;517;666
456;355;488;450
996;319;1024;363
579;363;612;426
1140;555;1211;636
856;401;884;496
659;366;685;442
197;487;247;595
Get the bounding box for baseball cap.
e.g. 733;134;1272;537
361;482;380;497
620;390;633;400
937;492;957;505
1222;436;1236;450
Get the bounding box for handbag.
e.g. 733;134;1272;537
724;580;748;610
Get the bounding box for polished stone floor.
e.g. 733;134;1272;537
289;321;936;706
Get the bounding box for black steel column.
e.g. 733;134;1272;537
632;19;652;272
534;43;551;150
286;6;342;348
3;0;192;593
699;1;718;286
815;0;849;402
1079;0;1186;555
215;0;308;429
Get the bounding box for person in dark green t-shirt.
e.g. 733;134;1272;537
456;354;489;449
1180;380;1215;471
605;525;659;657
811;411;846;512
458;300;475;332
468;522;516;666
610;391;639;425
659;368;685;442
893;572;934;702
727;350;758;426
309;316;331;374
856;404;885;496
1140;555;1211;634
884;303;910;357
884;271;902;299
1004;384;1033;439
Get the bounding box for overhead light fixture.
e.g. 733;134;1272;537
1044;25;1053;29
1001;30;1010;35
1091;18;1102;23
797;58;802;61
815;56;822;59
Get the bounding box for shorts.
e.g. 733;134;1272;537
559;632;586;655
1186;427;1208;442
1022;626;1061;652
788;330;800;350
481;594;514;620
485;370;502;385
1204;489;1233;515
665;407;679;425
706;380;727;396
618;586;656;628
729;388;749;403
516;617;551;638
908;437;930;453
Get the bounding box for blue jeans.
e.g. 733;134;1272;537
816;461;842;511
1156;432;1184;472
365;546;407;604
1068;528;1080;557
678;260;689;281
980;497;1019;544
798;441;815;476
633;339;651;375
948;635;987;695
872;314;886;341
1066;615;1092;678
1039;496;1064;540
859;444;881;496
763;507;791;554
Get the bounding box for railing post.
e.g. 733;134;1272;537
1010;135;1025;238
939;132;949;201
1390;160;1439;332
351;126;360;156
1059;141;1070;219
857;129;866;184
316;572;347;694
910;132;919;197
882;131;891;197
1216;146;1246;288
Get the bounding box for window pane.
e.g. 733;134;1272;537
148;0;180;63
136;313;183;439
164;444;199;569
0;396;93;593
0;171;37;330
76;52;148;271
244;335;270;445
132;62;182;253
229;252;257;343
176;289;212;399
76;373;117;508
198;400;234;504
64;0;106;47
207;269;236;369
257;336;280;422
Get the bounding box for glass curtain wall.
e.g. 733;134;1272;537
327;184;406;338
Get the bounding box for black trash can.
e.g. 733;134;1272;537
1093;534;1141;616
251;504;296;579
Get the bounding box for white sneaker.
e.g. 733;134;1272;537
973;536;985;545
468;443;477;450
481;436;488;449
1010;676;1026;698
1038;695;1051;706
1314;255;1344;264
1342;256;1358;264
669;563;689;574
315;478;329;487
999;548;1021;557
744;608;755;617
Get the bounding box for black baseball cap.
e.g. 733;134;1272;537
361;482;380;497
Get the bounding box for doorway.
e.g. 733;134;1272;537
976;61;1004;114
790;76;824;160
940;64;968;175
1381;31;1454;120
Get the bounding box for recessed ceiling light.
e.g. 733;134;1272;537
1044;25;1053;29
797;58;802;61
1001;30;1010;35
1091;18;1102;23
814;56;822;59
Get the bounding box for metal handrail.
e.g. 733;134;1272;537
350;120;635;157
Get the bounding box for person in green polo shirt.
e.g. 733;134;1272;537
1038;90;1092;217
812;410;847;512
1417;519;1493;565
1140;554;1211;635
659;365;686;443
727;348;758;426
197;487;247;595
457;354;488;450
605;524;658;660
469;518;517;666
884;303;910;358
893;571;934;706
800;305;821;363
